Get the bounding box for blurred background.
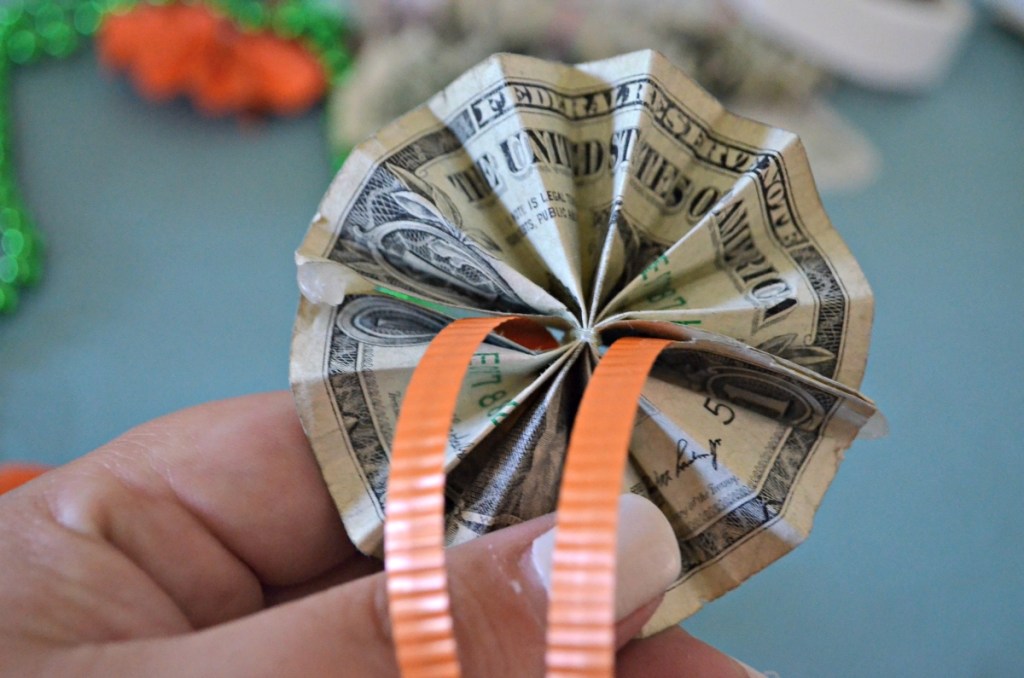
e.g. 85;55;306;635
1;0;1022;675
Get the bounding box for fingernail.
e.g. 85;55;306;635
530;493;681;620
735;659;768;677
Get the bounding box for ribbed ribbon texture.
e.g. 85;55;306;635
386;317;672;678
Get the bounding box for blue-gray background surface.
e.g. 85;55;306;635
2;14;1022;678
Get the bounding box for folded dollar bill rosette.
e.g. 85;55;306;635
291;50;879;675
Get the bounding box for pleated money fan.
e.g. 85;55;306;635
291;50;880;674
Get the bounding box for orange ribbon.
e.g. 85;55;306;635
385;316;514;678
545;337;672;677
387;316;675;678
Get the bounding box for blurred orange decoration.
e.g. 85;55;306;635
97;3;328;116
0;464;48;495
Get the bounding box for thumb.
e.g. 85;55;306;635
86;495;681;678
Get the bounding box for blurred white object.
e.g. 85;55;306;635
729;0;974;91
989;0;1024;35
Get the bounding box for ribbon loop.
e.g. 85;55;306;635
386;316;525;678
387;325;674;678
545;337;673;678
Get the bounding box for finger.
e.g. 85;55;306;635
86;391;355;584
263;554;383;608
617;626;767;678
71;495;682;678
2;393;357;636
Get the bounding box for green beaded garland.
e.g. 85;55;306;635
0;0;352;314
72;3;104;35
0;0;83;313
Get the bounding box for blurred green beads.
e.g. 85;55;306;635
0;0;352;314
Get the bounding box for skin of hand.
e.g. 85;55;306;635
0;392;758;677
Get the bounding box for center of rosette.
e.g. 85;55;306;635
569;324;601;351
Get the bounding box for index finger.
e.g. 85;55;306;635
56;391;358;587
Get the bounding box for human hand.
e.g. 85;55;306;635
0;392;763;677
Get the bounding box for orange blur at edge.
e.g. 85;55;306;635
0;464;49;495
